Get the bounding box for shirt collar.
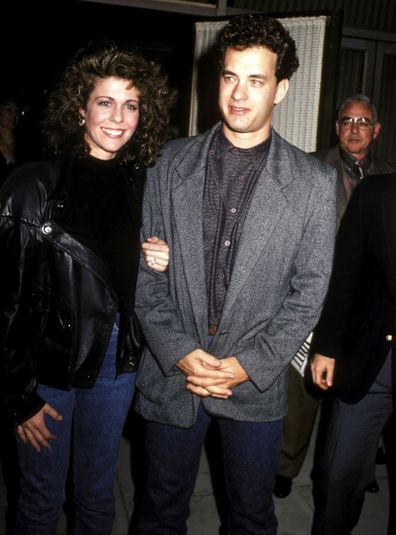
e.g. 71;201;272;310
340;148;373;177
214;129;272;166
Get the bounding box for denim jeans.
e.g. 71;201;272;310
15;319;136;535
135;404;282;535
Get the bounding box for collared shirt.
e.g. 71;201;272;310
339;149;374;201
340;148;373;179
203;129;271;328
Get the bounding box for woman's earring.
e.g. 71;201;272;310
78;117;85;127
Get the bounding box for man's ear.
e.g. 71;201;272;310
372;121;381;140
274;78;289;105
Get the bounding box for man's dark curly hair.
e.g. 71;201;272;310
217;14;299;82
42;41;174;166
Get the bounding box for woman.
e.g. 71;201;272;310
0;42;172;534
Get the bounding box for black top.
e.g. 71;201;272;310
53;155;136;312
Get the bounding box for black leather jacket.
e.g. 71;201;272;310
0;159;145;424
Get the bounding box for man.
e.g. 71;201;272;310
274;94;396;499
316;94;395;225
310;170;396;535
134;14;337;534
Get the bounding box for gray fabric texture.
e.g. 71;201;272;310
135;123;337;428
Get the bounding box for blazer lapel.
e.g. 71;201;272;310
322;147;347;224
171;130;218;334
335;161;348;224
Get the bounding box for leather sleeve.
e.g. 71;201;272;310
0;200;47;424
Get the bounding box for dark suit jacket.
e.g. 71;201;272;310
312;173;396;403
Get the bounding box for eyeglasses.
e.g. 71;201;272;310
338;116;375;129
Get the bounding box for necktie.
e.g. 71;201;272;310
352;160;365;180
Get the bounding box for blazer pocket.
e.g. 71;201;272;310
136;349;184;405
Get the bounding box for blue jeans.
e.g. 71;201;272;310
135;404;282;535
15;320;136;535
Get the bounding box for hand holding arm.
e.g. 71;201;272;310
16;403;63;452
142;236;169;272
310;353;335;390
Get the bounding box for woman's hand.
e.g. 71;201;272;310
142;236;169;272
16;403;63;452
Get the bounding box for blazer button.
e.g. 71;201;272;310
385;334;393;342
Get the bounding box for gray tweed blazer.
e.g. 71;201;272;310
135;123;337;428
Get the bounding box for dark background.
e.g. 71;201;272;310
2;0;202;147
4;1;395;164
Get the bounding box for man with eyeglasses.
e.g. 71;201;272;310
274;94;395;501
317;94;395;224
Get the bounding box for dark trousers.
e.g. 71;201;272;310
312;353;393;535
134;404;282;535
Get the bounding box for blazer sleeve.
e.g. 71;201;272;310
134;154;201;375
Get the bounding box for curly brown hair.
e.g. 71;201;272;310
217;14;299;82
42;41;175;166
